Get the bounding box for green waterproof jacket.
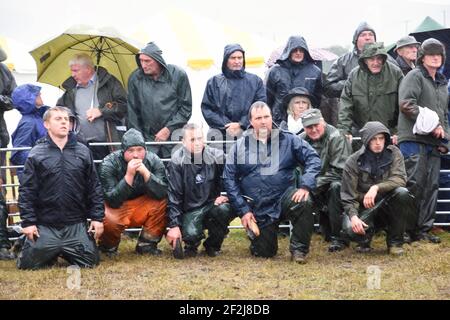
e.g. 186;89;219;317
299;124;351;191
338;48;403;135
397;66;449;148
127;42;192;141
99;128;168;208
341;122;407;218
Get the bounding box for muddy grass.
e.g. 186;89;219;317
0;231;449;300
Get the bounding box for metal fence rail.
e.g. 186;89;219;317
2;138;449;241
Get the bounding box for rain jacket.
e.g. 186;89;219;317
10;84;48;177
266;36;322;124
223;129;321;227
338;43;404;135
19;132;104;228
57;66;127;145
201;44;266;133
395;56;414;76
167;145;224;228
398;65;449;148
99;128;168;209
324;22;396;98
341;121;407;218
299;124;352;191
0;62;17;147
127;42;192;141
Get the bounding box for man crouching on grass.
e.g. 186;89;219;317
97;128;168;257
165;123;235;259
17;106;104;270
341;121;415;255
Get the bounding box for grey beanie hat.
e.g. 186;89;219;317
352;22;377;45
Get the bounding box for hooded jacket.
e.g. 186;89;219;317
167;145;225;228
266;36;322;124
223;129;321;227
324;22;397;98
341;121;407;218
338;43;404;135
0;62;17;147
201;44;266;133
10;84;48;171
99;128;168;208
19;132;104;228
300;123;352;191
57;66;127;146
127;42;192;140
397;39;449;148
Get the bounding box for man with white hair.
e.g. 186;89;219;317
394;35;421;75
57;53;127;161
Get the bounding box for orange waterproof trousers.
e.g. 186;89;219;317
99;195;167;248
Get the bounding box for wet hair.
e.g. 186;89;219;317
248;101;271;120
182;123;203;138
43;106;72;122
68;53;95;69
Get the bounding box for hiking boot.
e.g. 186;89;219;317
173;238;184;260
98;245;118;258
184;246;198;258
204;245;221;257
355;243;373;253
291;250;307;264
417;232;441;244
328;239;348;253
0;248;14;260
135;242;162;255
388;246;404;256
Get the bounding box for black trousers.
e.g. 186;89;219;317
181;203;235;251
17;222;99;270
0;192;10;249
343;187;414;247
249;187;315;258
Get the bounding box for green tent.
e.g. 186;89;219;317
412;16;445;33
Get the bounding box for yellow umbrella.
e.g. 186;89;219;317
29;25;140;89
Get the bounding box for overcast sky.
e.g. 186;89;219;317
1;0;449;50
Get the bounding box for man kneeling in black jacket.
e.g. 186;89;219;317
17;106;104;270
165;123;235;258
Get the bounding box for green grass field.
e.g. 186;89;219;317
0;229;449;300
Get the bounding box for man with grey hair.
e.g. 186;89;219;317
299;108;352;252
166;123;234;259
223;101;321;263
57;53;127;161
394;36;421;75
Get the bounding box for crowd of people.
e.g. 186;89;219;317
0;21;448;269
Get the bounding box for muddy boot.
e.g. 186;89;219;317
98;244;118;258
135;230;162;255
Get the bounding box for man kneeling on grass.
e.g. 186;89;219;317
97;128;168;257
17;106;104;270
341;121;415;255
165;123;235;259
